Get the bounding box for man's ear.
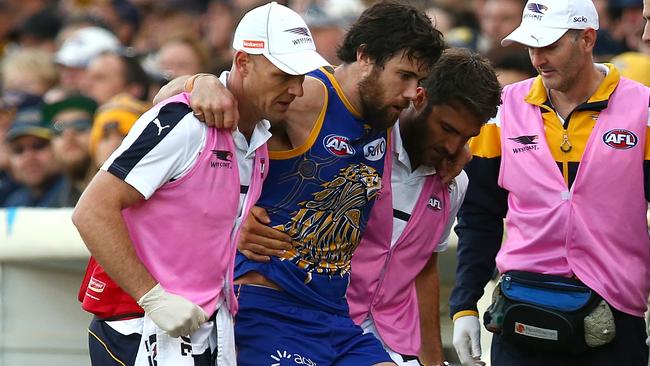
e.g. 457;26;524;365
413;86;427;110
234;51;251;75
356;44;373;74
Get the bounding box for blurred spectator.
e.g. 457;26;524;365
43;94;98;207
0;92;41;204
3;106;66;207
85;0;141;46
610;51;650;86
1;48;59;96
89;93;148;168
303;0;364;65
54;26;122;92
202;0;236;73
425;5;455;35
477;0;525;52
608;0;645;52
81;49;150;105
485;46;537;85
131;2;202;54
9;6;62;53
156;33;210;79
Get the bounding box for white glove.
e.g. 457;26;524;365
452;315;483;366
137;283;208;338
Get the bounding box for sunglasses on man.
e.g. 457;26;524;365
52;119;92;136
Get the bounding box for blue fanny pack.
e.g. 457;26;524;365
484;271;613;353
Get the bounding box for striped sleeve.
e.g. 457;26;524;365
102;102;206;199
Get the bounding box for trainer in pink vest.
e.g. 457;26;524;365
497;77;650;317
82;93;268;317
348;129;451;355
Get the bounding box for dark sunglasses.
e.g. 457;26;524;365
11;140;50;155
53;119;92;135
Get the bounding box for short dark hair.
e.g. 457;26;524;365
336;1;445;70
421;48;501;123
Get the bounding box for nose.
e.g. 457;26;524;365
288;75;305;98
643;20;650;44
402;78;419;101
444;135;465;157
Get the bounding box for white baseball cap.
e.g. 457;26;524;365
232;2;329;75
501;0;599;48
55;27;121;68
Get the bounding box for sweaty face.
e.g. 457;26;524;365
358;52;428;130
528;31;587;93
413;103;482;168
51;109;93;179
242;55;305;123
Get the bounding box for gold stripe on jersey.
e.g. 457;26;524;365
320;67;362;118
271;79;329;160
469;123;501;158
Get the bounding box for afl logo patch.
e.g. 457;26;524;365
427;195;443;211
324;134;355;157
363;137;386;161
602;129;638;150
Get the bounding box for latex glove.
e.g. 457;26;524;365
452;315;483;365
138;283;208;338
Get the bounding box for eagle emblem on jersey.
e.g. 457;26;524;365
278;163;381;275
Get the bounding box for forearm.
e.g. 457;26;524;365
153;75;191;104
416;254;444;365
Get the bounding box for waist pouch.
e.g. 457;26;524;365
484;271;615;353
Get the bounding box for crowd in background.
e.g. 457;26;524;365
0;0;648;209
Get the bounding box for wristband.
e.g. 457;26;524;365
184;73;214;93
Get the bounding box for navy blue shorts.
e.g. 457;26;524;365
88;317;212;366
234;284;393;366
490;306;649;366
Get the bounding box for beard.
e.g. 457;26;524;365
357;68;400;130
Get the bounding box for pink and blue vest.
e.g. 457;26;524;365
347;132;451;355
122;93;268;316
497;78;650;317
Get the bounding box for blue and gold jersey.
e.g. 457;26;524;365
235;68;389;313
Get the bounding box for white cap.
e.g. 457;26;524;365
55;27;121;68
501;0;599;48
232;2;329;75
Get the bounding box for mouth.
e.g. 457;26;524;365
538;69;556;77
276;101;292;112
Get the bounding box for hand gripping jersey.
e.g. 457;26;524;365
235;68;388;314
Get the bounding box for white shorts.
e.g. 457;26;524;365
360;317;422;366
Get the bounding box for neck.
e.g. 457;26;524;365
398;115;421;172
548;63;604;117
333;63;363;113
228;72;258;141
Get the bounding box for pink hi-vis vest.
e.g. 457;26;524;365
121;93;268;316
348;129;451;355
497;77;650;317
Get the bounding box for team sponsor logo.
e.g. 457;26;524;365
284;27;310;37
210;149;233;168
145;334;157;365
573;16;588;23
323;134;355;157
527;3;548;14
523;3;547;20
602;129;638;149
243;40;265;49
270;349;317;366
152;118;170;136
427;195;443;211
88;277;106;293
363;137;386;161
508;135;539;153
284;27;313;46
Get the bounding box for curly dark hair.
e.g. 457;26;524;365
421;48;502;123
336;1;445;71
